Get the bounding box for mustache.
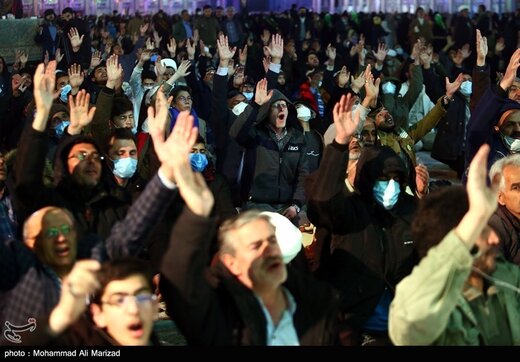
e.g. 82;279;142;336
263;256;283;267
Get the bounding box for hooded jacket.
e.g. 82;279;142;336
308;143;417;330
15;128;131;247
229;90;309;207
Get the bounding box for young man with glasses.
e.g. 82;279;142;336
23;258;160;346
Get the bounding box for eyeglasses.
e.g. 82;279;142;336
118;114;134;121
175;96;192;103
44;224;72;238
102;293;157;312
509;86;520;93
68;151;104;162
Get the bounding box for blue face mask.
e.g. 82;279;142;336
382;82;397;95
112;157;138;179
60;84;72;103
460;80;472;96
189;153;208;172
54;120;70;138
243;92;254;101
373;179;400;210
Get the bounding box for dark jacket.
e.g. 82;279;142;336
15;128;131;243
489;205;520;267
160;208;340;345
307;143;417;330
229;90;309;207
0;174;177;344
464;85;520;178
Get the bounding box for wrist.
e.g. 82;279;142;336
106;80;117;89
271;57;282;64
334;135;349;145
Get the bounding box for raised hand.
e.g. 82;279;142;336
350;70;366;94
170;111;214;217
55;48;64;63
254;78;272;106
139;49;152;63
106;54;123;89
333;93;360;144
68;27;84;50
217;34;236;65
500;48;520;91
264;34;283;64
262;56;270;75
455;144;500;248
167;37;177;57
186;39;196;60
364;72;381;103
68;89;96;134
372;42;388;63
49;260;101;335
147;87;174;159
175;60;192;78
145;37;155;50
467;145;500;220
153;30;162;46
33;60;58;114
68;63;84;90
415;164;429;198
338;66;350;88
193;28;199;43
19;50;28;66
476;29;488;66
139;22;149;36
90;50;102;69
445;73;465;98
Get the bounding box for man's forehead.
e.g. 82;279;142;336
70;143;96;152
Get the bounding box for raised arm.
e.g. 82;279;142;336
389;145;499;345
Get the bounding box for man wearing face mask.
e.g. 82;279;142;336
421;43;472;178
295;102;323;173
103;129;145;198
210;34;282;206
308;94;418;345
465;49;520;182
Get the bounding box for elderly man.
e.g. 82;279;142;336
159;111;339;345
489;154;520;266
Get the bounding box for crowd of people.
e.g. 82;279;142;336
1;3;520;346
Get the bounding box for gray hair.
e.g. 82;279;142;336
489;154;520;191
218;210;273;255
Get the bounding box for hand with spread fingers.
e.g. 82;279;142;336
333;93;361;145
49;260;101;335
68;90;96;135
33;61;59;130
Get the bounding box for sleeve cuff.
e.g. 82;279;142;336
157;168;178;190
268;63;281;73
216;67;228;76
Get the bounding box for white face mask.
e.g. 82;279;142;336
296;105;312;122
232;101;248;116
373;179;400;210
143;85;154;91
382;82;397;95
460;80;472;96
